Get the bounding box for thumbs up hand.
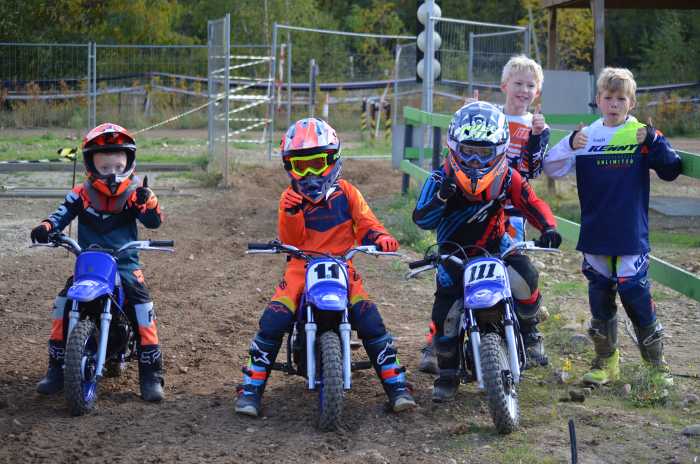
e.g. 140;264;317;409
464;89;480;105
637;116;656;146
135;175;157;208
570;122;589;150
532;103;546;135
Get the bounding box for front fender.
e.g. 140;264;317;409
67;279;113;302
465;281;507;309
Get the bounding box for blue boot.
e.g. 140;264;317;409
364;333;416;412
37;341;64;395
235;335;282;417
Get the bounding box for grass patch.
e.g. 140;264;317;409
373;189;434;253
619;362;675;407
649;230;700;248
343;139;391;157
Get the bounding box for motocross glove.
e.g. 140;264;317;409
437;176;457;202
282;188;304;214
30;221;52;244
536;228;562;249
375;235;399;252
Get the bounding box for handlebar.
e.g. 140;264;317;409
246;240;401;261
405;240;560;279
30;233;175;257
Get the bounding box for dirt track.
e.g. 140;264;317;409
1;160;699;463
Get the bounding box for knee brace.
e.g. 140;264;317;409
349;300;386;340
587;317;618;358
258;302;294;341
633;320;666;366
617;276;655;328
582;264;618;321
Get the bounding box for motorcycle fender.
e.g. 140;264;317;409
67;279;113;302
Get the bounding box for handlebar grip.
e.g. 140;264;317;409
408;258;433;269
149;240;174;247
248;243;273;250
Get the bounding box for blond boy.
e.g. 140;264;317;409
544;67;682;386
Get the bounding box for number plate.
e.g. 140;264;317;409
306;259;348;290
463;259;507;285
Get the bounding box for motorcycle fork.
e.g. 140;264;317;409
305;304;317;390
466;307;484;389
94;297;112;379
339;309;351;390
503;299;521;384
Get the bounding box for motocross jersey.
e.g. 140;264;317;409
44;177;162;269
504;112;549;180
278;179;391;256
413;166;556;256
544;116;681;255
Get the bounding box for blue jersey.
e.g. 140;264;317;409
544;116;681;255
44;178;162;269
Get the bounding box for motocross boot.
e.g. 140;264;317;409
235;335;282;417
517;296;548;368
138;345;165;402
634;321;673;387
432;335;460;402
364;333;416;412
36;341;65;395
583;317;620;386
418;342;439;375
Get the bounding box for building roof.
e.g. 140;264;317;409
543;0;700;8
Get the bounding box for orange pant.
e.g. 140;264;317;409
271;259;369;312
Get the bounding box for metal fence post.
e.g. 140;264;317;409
223;13;231;187
267;23;278;160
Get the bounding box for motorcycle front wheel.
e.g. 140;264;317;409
64;319;99;416
480;332;520;434
317;331;344;431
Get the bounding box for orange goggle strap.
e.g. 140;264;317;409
284;152;338;177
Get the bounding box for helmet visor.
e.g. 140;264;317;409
287;152;331;177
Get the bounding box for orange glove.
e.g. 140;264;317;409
375;235;399;252
282;188;304;213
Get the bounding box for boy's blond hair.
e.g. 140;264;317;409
596;67;637;103
500;55;544;91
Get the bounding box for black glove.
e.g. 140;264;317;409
536;228;562;249
135;175;154;206
642;124;656;148
31;222;52;244
437;176;457;201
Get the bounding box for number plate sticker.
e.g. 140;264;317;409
306;260;348;289
463;259;507;285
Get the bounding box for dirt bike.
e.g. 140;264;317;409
406;240;558;434
246;240;400;431
32;232;174;416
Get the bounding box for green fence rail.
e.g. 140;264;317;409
400;106;700;303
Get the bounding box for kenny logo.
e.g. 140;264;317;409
588;143;638;153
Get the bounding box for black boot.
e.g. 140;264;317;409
364;333;416;412
138;346;164;402
419;341;439;375
517;296;548;368
235;334;282;417
432;334;460;402
432;370;460;402
37;341;64;395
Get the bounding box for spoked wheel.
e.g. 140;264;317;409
317;331;344;431
64;320;99;416
480;332;520;434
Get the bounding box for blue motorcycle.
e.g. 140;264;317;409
406;241;558;434
246;240;400;431
32;233;173;416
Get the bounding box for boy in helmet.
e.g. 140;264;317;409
419;56;551;374
31;123;166;402
544;67;682;387
413;102;561;402
235;118;415;417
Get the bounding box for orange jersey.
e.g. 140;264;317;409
504;112;549;179
278;179;390;255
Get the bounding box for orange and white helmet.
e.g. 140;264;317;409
446;102;510;198
82;123;136;195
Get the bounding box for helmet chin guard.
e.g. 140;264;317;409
292;158;343;203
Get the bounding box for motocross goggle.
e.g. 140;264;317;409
452;143;498;171
284;152;336;177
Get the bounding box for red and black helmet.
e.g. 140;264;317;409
82;123;136;195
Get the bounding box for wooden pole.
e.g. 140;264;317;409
546;7;558;196
591;0;605;78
